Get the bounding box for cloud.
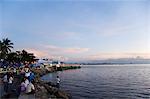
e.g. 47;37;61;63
25;48;69;61
24;47;150;62
24;45;89;61
25;48;48;58
65;47;89;54
43;45;89;54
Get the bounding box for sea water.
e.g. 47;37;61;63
41;64;150;99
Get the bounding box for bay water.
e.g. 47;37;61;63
41;64;150;99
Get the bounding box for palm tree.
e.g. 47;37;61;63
0;38;36;63
20;50;36;63
2;38;14;53
0;38;14;59
7;52;18;63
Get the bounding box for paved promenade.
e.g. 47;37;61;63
18;93;35;99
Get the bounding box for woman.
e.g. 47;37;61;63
20;79;26;92
7;73;13;94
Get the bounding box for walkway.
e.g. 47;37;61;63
18;93;35;99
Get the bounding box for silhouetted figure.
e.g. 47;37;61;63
3;72;8;93
56;76;60;88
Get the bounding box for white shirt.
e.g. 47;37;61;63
21;82;25;87
25;72;31;77
24;79;29;88
3;75;8;82
26;82;35;93
57;78;60;83
8;77;13;84
14;68;16;73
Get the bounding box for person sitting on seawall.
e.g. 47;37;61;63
16;78;26;96
20;78;26;92
24;76;29;88
56;76;60;88
26;80;35;94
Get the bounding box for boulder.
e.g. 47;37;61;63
35;84;49;99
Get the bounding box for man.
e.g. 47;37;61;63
28;71;35;82
7;72;13;94
3;73;8;93
24;77;29;88
26;80;35;94
56;76;60;88
24;65;31;77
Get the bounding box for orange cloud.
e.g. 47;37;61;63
25;48;48;58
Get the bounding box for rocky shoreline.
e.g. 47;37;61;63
0;65;81;99
33;66;72;99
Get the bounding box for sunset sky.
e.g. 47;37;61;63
0;0;150;61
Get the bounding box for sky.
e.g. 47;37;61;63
0;0;150;62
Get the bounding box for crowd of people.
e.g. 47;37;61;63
0;59;60;96
2;65;36;96
1;63;61;97
3;72;14;94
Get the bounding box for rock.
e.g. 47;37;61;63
1;66;73;99
35;84;49;99
55;90;71;99
46;82;56;87
41;82;70;99
31;67;72;99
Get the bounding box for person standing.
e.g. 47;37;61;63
7;73;13;94
3;73;8;93
56;76;60;88
24;66;31;78
28;72;35;82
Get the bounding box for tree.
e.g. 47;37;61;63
0;38;36;64
6;52;18;63
0;38;14;59
6;50;36;63
20;50;36;63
